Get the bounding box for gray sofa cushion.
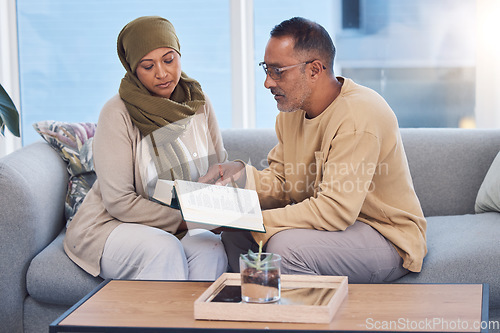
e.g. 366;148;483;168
26;231;103;306
401;128;500;217
397;212;500;308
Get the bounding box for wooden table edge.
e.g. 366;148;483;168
50;279;112;332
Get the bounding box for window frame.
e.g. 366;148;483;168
0;0;22;156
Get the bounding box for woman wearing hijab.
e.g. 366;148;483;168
64;16;228;280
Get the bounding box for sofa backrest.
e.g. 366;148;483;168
222;128;278;171
222;128;500;217
401;128;500;216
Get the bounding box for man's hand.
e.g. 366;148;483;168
199;161;246;187
210;226;241;234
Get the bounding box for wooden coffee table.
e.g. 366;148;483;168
50;279;489;332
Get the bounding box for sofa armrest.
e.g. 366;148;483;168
0;141;68;332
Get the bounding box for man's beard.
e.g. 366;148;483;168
272;86;310;113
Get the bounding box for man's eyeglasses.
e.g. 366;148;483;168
259;60;325;81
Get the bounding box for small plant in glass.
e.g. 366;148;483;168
239;241;281;303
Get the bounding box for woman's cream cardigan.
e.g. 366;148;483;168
64;94;227;277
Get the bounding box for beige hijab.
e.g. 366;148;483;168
117;16;205;180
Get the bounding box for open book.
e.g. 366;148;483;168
153;179;265;233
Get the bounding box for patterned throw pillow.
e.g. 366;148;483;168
33;121;97;226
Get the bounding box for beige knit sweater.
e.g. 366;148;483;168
64;94;227;276
248;78;427;272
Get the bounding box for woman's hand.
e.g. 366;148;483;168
198;161;246;187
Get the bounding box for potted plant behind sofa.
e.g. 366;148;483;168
0;83;20;137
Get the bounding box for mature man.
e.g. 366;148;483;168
200;17;427;283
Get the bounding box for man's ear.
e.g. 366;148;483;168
309;60;325;81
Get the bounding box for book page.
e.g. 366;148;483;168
152;179;175;206
174;180;265;232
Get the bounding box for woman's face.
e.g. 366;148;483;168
136;47;181;99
